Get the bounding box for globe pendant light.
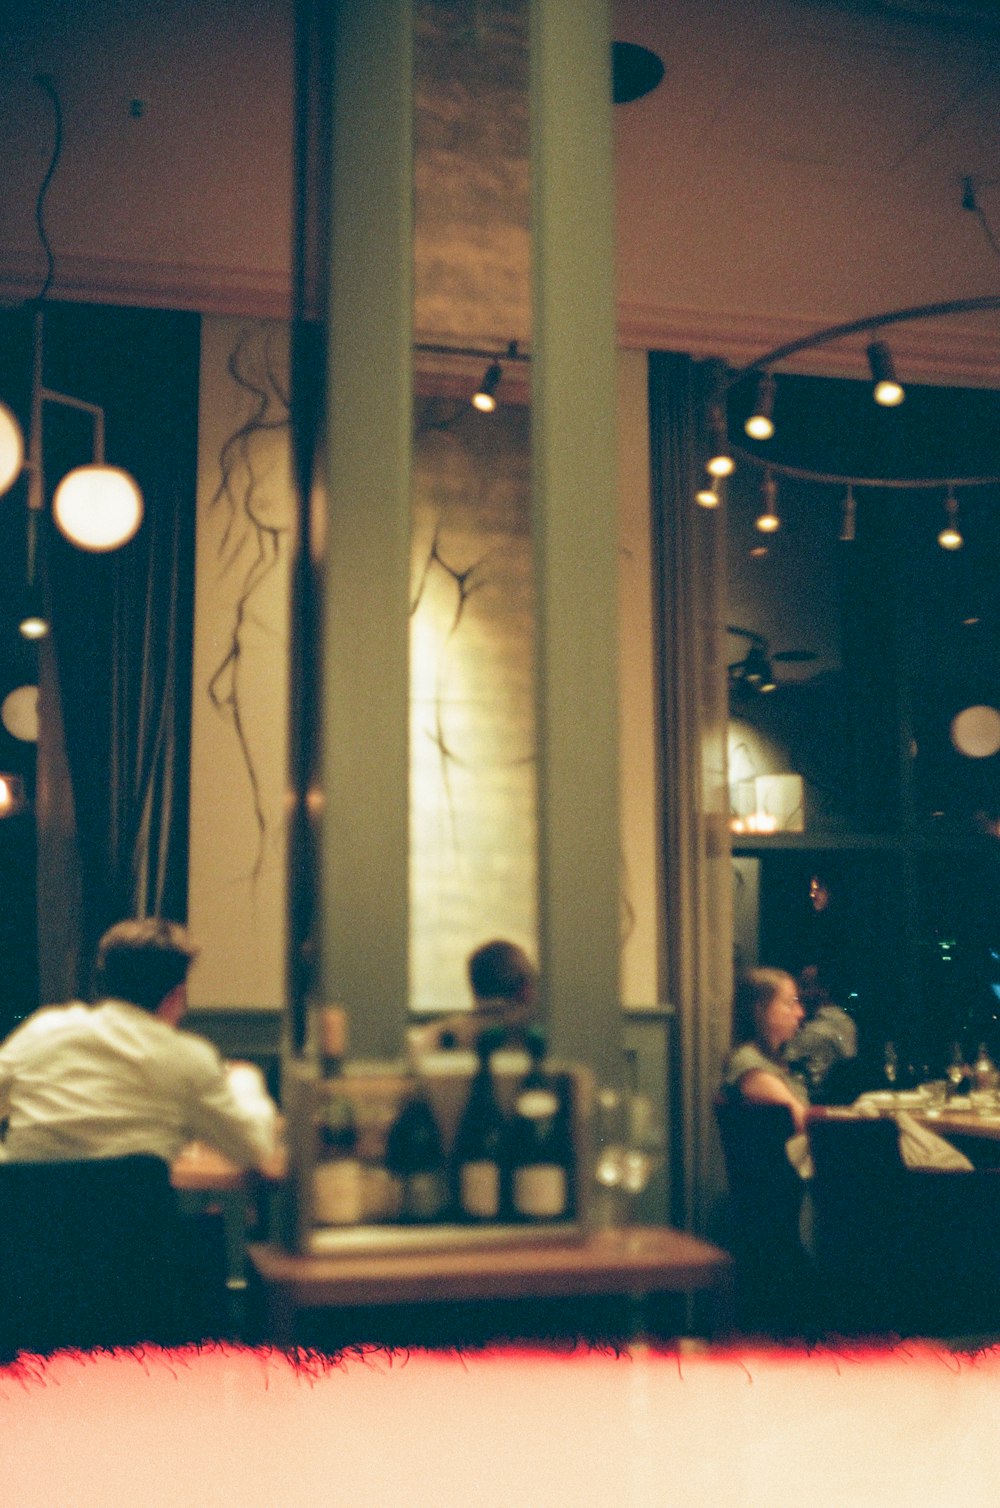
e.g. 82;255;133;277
53;463;144;551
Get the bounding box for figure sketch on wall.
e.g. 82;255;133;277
409;400;537;1009
206;324;293;882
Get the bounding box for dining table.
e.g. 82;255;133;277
811;1090;1000;1170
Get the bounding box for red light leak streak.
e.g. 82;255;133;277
3;1341;1000;1505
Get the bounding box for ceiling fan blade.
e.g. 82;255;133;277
726;625;766;645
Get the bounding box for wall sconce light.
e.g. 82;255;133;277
1;685;39;743
0;309;144;555
754;470;781;533
937;486;963;550
744;372;776;440
0;402;25;494
0;774;27;818
867;340;905;406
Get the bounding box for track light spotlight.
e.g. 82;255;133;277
744;373;776;441
867;341;904;406
839;484;856;542
755;471;781;533
472;360;502;413
937;487;963;550
695;483;720;508
706;403;734;477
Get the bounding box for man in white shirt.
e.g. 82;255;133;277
0;918;279;1170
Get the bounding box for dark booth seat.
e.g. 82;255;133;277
0;1154;227;1360
808;1115;1000;1338
714;1101;817;1337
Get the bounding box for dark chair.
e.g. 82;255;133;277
0;1155;227;1359
714;1101;816;1337
808;1116;1000;1338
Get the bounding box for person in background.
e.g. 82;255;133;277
718;967;809;1133
0;918;279;1171
784;965;859;1103
408;938;539;1057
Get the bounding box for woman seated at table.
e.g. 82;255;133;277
719;968;810;1134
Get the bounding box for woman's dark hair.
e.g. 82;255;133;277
731;967;795;1049
93;919;199;1013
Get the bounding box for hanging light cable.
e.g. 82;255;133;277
937;486;963;550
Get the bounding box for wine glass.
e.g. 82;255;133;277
592;1088;665;1227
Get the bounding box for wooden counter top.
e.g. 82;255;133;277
247;1225;731;1311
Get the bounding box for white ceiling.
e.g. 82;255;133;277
2;0;1000;379
613;0;1000;376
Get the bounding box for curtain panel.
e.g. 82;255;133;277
37;303;199;1000
648;350;733;1235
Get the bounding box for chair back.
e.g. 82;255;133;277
807;1114;1000;1335
0;1154;183;1358
714;1100;814;1334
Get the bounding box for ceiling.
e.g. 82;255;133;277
3;0;1000;380
612;0;1000;374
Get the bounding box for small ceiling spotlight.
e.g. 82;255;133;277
744;373;776;441
18;604;49;641
695;483;720;508
839;484;857;542
867;340;905;406
755;470;781;533
937;487;963;550
472;360;502;413
706;403;734;477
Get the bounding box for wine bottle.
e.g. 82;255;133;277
385;1084;448;1222
312;1007;363;1226
506;1039;574;1221
452;1029;507;1220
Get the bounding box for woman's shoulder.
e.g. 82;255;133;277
721;1041;775;1084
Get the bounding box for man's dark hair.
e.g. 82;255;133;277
468;939;536;1003
93;919;199;1013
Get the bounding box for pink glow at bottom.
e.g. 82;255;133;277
4;1342;1000;1506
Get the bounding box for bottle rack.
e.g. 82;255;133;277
284;1056;595;1257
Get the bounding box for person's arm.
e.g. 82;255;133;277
184;1051;280;1171
736;1069;808;1133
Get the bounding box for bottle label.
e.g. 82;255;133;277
515;1089;560;1118
460;1160;501;1218
313;1158;364;1225
406;1171;447;1221
514;1164;568;1218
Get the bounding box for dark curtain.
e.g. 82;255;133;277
648;350;733;1234
37;302;199;998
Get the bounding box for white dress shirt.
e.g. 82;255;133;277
0;999;278;1169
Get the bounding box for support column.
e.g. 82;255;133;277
531;0;622;1084
321;0;413;1056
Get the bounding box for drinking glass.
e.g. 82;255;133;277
922;1080;947;1118
592;1088;665;1227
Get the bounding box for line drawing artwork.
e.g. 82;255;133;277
206;324;293;883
